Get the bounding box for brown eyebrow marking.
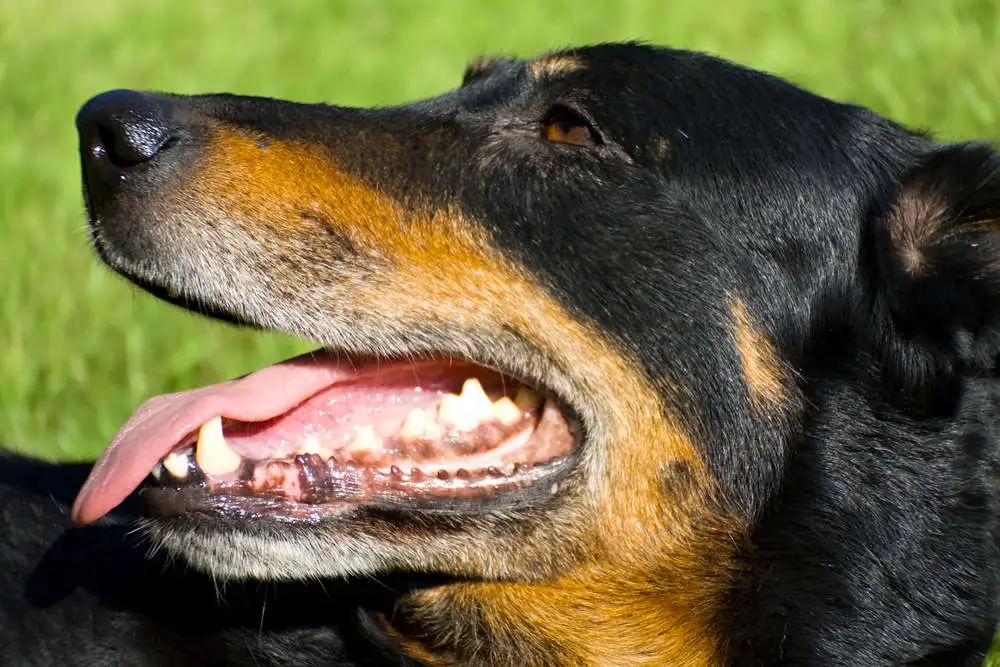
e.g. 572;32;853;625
529;54;584;79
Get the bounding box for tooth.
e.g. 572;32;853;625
492;396;523;426
194;416;241;476
296;435;332;458
438;393;477;430
151;462;164;481
399;409;427;440
162;451;190;480
421;420;441;440
346;426;382;453
460;378;494;421
514;386;542;412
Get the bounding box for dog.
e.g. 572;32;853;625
2;41;999;666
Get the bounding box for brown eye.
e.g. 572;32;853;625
543;106;600;147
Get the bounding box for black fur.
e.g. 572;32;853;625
0;453;413;666
3;43;1000;665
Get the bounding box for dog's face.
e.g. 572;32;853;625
70;43;1000;663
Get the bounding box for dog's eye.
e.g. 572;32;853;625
543;106;600;147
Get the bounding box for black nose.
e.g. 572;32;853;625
77;90;179;212
77;89;174;171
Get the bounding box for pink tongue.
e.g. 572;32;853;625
71;351;365;525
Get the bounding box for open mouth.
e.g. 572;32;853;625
152;355;576;503
71;350;578;524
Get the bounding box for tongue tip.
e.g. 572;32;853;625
70;475;121;526
70;352;414;526
69;495;97;526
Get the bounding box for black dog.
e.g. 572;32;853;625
3;42;1000;666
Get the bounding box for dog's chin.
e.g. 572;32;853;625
138;514;451;581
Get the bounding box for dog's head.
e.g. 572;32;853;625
70;43;1000;663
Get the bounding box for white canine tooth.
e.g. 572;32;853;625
492;396;523;426
437;394;461;426
460;378;494;421
438;393;478;430
347;425;382;452
514;386;543;412
296;435;332;458
194;416;241;476
399;409;427;440
162;451;190;480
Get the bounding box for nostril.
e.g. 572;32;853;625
77;89;176;170
95;122;168;168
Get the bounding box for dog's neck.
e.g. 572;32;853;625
374;471;743;664
383;558;733;666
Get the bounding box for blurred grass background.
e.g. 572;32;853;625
1;0;999;658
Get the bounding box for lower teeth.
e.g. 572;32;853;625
151;444;542;489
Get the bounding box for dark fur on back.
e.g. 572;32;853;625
2;43;1000;665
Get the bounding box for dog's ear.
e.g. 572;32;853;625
876;142;1000;369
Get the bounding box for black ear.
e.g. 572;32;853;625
877;142;1000;368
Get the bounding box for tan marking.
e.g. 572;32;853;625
182;127;738;664
377;616;457;666
529;54;584;79
399;501;738;665
731;298;786;412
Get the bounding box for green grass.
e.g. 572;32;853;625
2;0;999;660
